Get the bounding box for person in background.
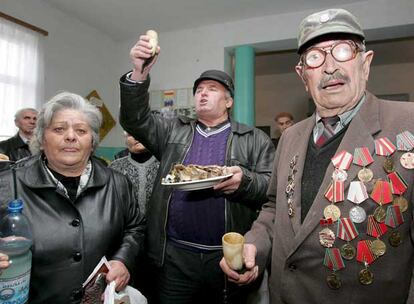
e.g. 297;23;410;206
109;131;159;219
0;92;145;303
119;33;275;303
0;108;38;161
220;8;414;304
272;111;294;148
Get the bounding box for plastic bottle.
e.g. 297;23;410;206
0;199;33;304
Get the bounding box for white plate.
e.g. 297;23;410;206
161;173;233;191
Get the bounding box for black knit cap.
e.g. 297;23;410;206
193;70;234;98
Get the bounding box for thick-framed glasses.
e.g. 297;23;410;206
300;40;364;69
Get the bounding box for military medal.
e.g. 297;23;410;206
331;150;353;171
370;180;393;206
332;168;347;182
388;171;408;195
324;181;344;204
370;239;386;257
349;206;366;224
367;215;388;237
347;181;368;205
396;131;414;169
353;147;374;183
337;218;358;260
357;168;374;183
319;227;336;248
400;152;414;169
383;156;394;173
373;205;386;223
323;248;345;289
375;137;396;173
393;195;408;212
286;155;298;217
358;267;374;285
357;240;376;285
389;230;402;247
323;204;341;222
340;243;356;260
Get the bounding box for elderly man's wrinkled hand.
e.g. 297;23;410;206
106;260;130;292
214;166;243;194
219;243;259;285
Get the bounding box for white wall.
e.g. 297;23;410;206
2;0;414;147
256;62;414;139
0;0;124;147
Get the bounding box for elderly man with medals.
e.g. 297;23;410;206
220;8;414;304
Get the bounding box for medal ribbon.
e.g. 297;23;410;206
374;137;396;156
331;150;353;170
347;181;368;204
337;218;359;241
387;171;408;195
396;131;414;151
370;180;393;205
356;240;376;265
324;181;344;203
367;215;388;237
385;205;404;228
323;248;345;271
353;147;374;167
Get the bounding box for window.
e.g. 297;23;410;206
0;17;44;140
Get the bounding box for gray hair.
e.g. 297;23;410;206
30;92;102;155
14;108;38;121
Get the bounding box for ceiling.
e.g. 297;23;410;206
42;0;364;41
42;0;414;75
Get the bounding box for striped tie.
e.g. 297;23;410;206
316;116;340;147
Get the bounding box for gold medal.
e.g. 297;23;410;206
389;230;402;247
357;167;373;183
358;268;374;285
383;157;394;173
323;205;341;222
340;243;356;260
373;206;386;223
393;196;408;213
370;239;386;257
326;272;342;290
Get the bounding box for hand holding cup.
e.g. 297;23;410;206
222;232;245;271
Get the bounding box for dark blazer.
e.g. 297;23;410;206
246;92;414;303
0;156;145;303
0;133;31;161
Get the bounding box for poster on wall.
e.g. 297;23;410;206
86;90;116;141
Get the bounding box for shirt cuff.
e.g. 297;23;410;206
126;72;145;84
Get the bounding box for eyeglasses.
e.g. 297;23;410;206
300;40;364;69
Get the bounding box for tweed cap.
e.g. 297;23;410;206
297;8;365;53
193;70;234;98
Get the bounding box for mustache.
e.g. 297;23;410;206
318;72;349;90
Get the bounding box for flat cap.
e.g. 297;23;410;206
193;70;234;98
297;8;365;53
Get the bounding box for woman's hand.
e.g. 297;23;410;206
0;253;10;274
106;260;130;292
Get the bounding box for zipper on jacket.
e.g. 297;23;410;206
224;132;233;233
160;122;195;266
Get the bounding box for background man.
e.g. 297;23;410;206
221;8;414;304
0;108;38;161
119;34;274;303
272;111;294;148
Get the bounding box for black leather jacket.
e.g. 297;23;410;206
0;133;31;161
120;75;275;267
0;155;145;303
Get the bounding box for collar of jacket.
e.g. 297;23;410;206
16;154;109;190
177;116;254;135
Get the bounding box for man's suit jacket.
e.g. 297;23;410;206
0;133;31;161
246;92;414;303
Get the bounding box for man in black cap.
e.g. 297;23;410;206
119;33;274;303
221;8;414;304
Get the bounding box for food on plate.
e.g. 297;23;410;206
163;164;229;183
